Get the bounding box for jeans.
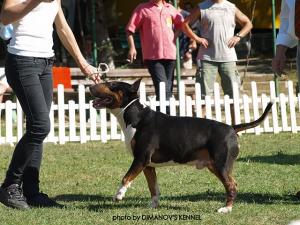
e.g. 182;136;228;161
3;53;54;197
146;59;176;100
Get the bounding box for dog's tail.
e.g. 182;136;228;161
232;101;274;133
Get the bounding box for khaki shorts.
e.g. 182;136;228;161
196;60;240;98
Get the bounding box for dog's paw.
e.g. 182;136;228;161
217;206;232;213
113;193;123;202
113;185;128;202
113;190;126;201
150;196;159;208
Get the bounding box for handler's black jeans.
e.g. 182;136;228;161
146;59;176;100
2;53;53;197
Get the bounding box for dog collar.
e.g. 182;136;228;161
116;98;140;118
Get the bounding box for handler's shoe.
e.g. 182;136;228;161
0;184;30;210
27;192;63;208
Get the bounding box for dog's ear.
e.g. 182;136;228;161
131;78;142;93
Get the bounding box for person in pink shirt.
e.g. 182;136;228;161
126;0;184;103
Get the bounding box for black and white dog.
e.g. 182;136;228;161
90;79;273;213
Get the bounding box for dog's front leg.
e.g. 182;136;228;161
143;166;160;208
114;159;145;201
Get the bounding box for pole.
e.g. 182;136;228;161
173;0;181;93
241;1;256;86
91;0;98;66
271;0;279;96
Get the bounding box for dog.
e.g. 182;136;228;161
89;79;273;213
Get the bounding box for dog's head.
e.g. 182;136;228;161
89;78;142;109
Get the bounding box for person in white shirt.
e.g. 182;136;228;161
272;0;300;93
272;0;300;199
0;0;100;210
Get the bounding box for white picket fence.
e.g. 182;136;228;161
0;80;300;145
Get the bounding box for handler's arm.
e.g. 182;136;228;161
54;2;98;82
181;7;208;48
126;31;137;63
0;0;45;25
235;7;253;38
181;7;200;42
228;7;253;48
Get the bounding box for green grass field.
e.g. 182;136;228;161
0;133;300;225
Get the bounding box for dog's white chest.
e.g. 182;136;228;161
110;108;136;155
123;125;136;154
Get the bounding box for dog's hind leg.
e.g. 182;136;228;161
207;163;237;214
143;166;160;208
218;174;237;214
113;158;146;201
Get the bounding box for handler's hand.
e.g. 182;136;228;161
272;45;288;77
81;64;101;84
127;47;137;63
196;37;209;48
228;36;240;48
272;55;286;76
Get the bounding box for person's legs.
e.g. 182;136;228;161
22;57;54;199
218;61;240;98
2;55;51;185
161;59;176;100
194;60;218;118
196;60;218;98
146;60;168;100
3;54;52;187
0;54;55;209
218;61;240;125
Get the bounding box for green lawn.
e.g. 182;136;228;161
0;133;300;225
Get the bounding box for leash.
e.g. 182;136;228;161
241;0;256;86
87;63;110;81
116;98;140;118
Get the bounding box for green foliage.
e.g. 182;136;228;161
0;133;299;225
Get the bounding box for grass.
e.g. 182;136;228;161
0;133;300;225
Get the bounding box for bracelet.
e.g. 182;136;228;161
235;33;243;39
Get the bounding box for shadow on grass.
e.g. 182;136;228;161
86;202;184;212
238;153;300;165
54;194;184;211
54;191;299;212
162;191;299;205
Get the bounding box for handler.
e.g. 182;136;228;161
0;0;99;209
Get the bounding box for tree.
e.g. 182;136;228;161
92;0;118;69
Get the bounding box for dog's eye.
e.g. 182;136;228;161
109;83;116;90
109;84;121;92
